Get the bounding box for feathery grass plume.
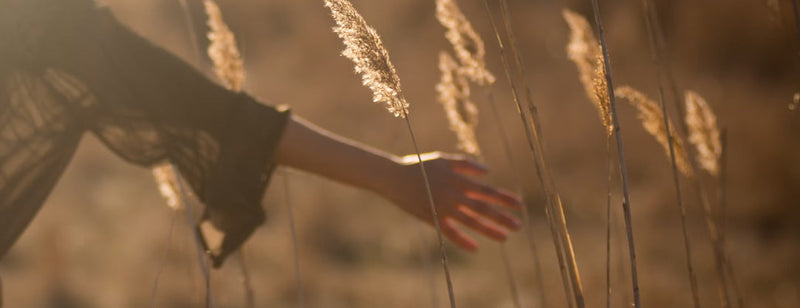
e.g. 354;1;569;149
324;0;409;117
616;86;692;176
563;9;612;136
436;0;495;86
437;52;481;156
684;91;722;177
205;0;245;92
325;1;456;307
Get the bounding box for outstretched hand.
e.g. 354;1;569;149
382;152;522;251
275;116;522;251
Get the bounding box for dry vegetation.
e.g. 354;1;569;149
1;0;799;307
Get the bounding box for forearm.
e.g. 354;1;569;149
273;115;402;194
272;114;521;250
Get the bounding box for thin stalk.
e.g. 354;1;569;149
792;0;800;51
589;1;641;307
177;0;203;64
497;1;586;306
700;187;731;308
403;112;457;308
479;1;576;307
173;165;214;308
466;137;521;308
639;1;701;306
282;171;306;307
418;231;439;308
236;250;256;308
605;139;612;308
500;244;522;308
640;2;739;306
718;130;744;308
718;129;728;251
151;210;179;308
486;89;548;308
173;3;215;306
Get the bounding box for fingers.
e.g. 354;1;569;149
441;218;478;252
458;177;522;209
460;198;521;231
453;207;508;241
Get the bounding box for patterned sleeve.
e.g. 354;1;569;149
0;1;290;266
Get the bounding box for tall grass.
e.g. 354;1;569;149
150;209;178;307
280;172;305;307
683;91;740;308
434;2;522;304
486;89;549;308
616;86;700;307
141;1;753;307
481;1;586;307
562;10;617;308
632;7;703;304
497;1;588;305
635;1;742;306
588;0;642;306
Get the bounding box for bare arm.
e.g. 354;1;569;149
274;115;521;251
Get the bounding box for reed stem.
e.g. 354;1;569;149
639;2;743;306
792;0;800;51
403;112;457;308
235;250;256;308
638;2;701;306
177;0;203;65
280;171;306;307
479;1;576;307
418;231;439;308
151;210;178;308
589;1;641;307
718;130;744;308
605;139;612;308
499;244;522;308
486;90;548;308
173;165;214;308
498;2;586;306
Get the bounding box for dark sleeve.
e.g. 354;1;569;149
37;5;290;266
0;71;84;259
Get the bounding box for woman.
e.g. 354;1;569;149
0;0;521;299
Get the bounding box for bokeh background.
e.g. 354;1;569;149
1;0;799;307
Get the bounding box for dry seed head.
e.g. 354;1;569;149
437;52;481;156
616;86;693;177
152;164;182;210
205;0;245;92
563;9;612;136
591;55;613;136
324;0;409;117
436;0;495;86
684;90;722;176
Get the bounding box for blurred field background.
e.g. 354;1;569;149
1;0;799;307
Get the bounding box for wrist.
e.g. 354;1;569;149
365;153;408;199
